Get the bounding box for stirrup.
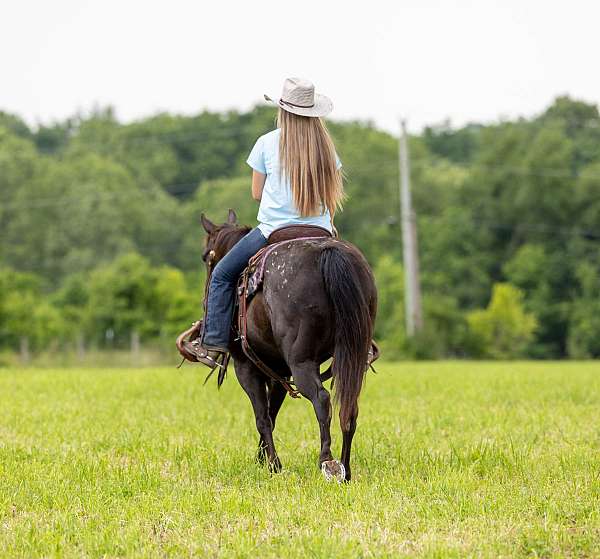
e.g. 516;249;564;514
176;320;203;363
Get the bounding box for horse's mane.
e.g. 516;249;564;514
214;224;252;252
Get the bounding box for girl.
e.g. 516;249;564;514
190;77;344;369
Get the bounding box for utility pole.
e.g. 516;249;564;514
399;119;423;336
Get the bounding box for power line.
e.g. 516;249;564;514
1;213;600;260
5;113;598;157
411;159;600;180
4;124;271;155
0;182;203;210
4;154;600;212
3;208;600;280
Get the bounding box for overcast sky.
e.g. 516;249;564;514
3;0;599;133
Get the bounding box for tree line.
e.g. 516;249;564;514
1;96;600;360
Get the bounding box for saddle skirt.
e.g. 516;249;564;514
243;225;332;300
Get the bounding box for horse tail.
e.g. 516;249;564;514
319;244;373;428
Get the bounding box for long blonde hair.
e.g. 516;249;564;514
278;108;345;217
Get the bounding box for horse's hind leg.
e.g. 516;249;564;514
257;381;287;465
292;363;334;468
234;361;282;472
340;411;358;482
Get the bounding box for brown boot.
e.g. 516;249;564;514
181;338;227;371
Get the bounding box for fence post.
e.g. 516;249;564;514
20;336;30;364
76;334;86;362
131;330;140;364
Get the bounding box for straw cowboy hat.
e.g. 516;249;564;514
264;77;333;118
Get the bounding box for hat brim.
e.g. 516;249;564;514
264;93;333;117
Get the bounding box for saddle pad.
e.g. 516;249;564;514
245;236;331;298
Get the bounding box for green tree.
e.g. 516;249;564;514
468;283;537;359
0;268;64;352
422;121;482;164
503;244;569;357
52;273;90;345
154;265;200;341
539;96;600;168
84;253;160;346
0;127;41;240
0;111;32;139
373;255;406;358
567;263;600;358
575;162;600;234
83;253;197;347
419;206;495;309
3;150;184;283
416;294;473;358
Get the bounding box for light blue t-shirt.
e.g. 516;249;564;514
246;129;341;237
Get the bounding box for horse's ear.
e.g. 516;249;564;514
227;209;237;224
201;213;216;234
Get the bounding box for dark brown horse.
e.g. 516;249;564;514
199;210;377;481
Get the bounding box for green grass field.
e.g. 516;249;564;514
1;362;600;558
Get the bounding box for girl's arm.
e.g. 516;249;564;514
251;170;266;201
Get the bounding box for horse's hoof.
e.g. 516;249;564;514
269;457;282;473
321;460;346;482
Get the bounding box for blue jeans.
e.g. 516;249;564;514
202;228;268;350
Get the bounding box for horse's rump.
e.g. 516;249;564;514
246;238;376;423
